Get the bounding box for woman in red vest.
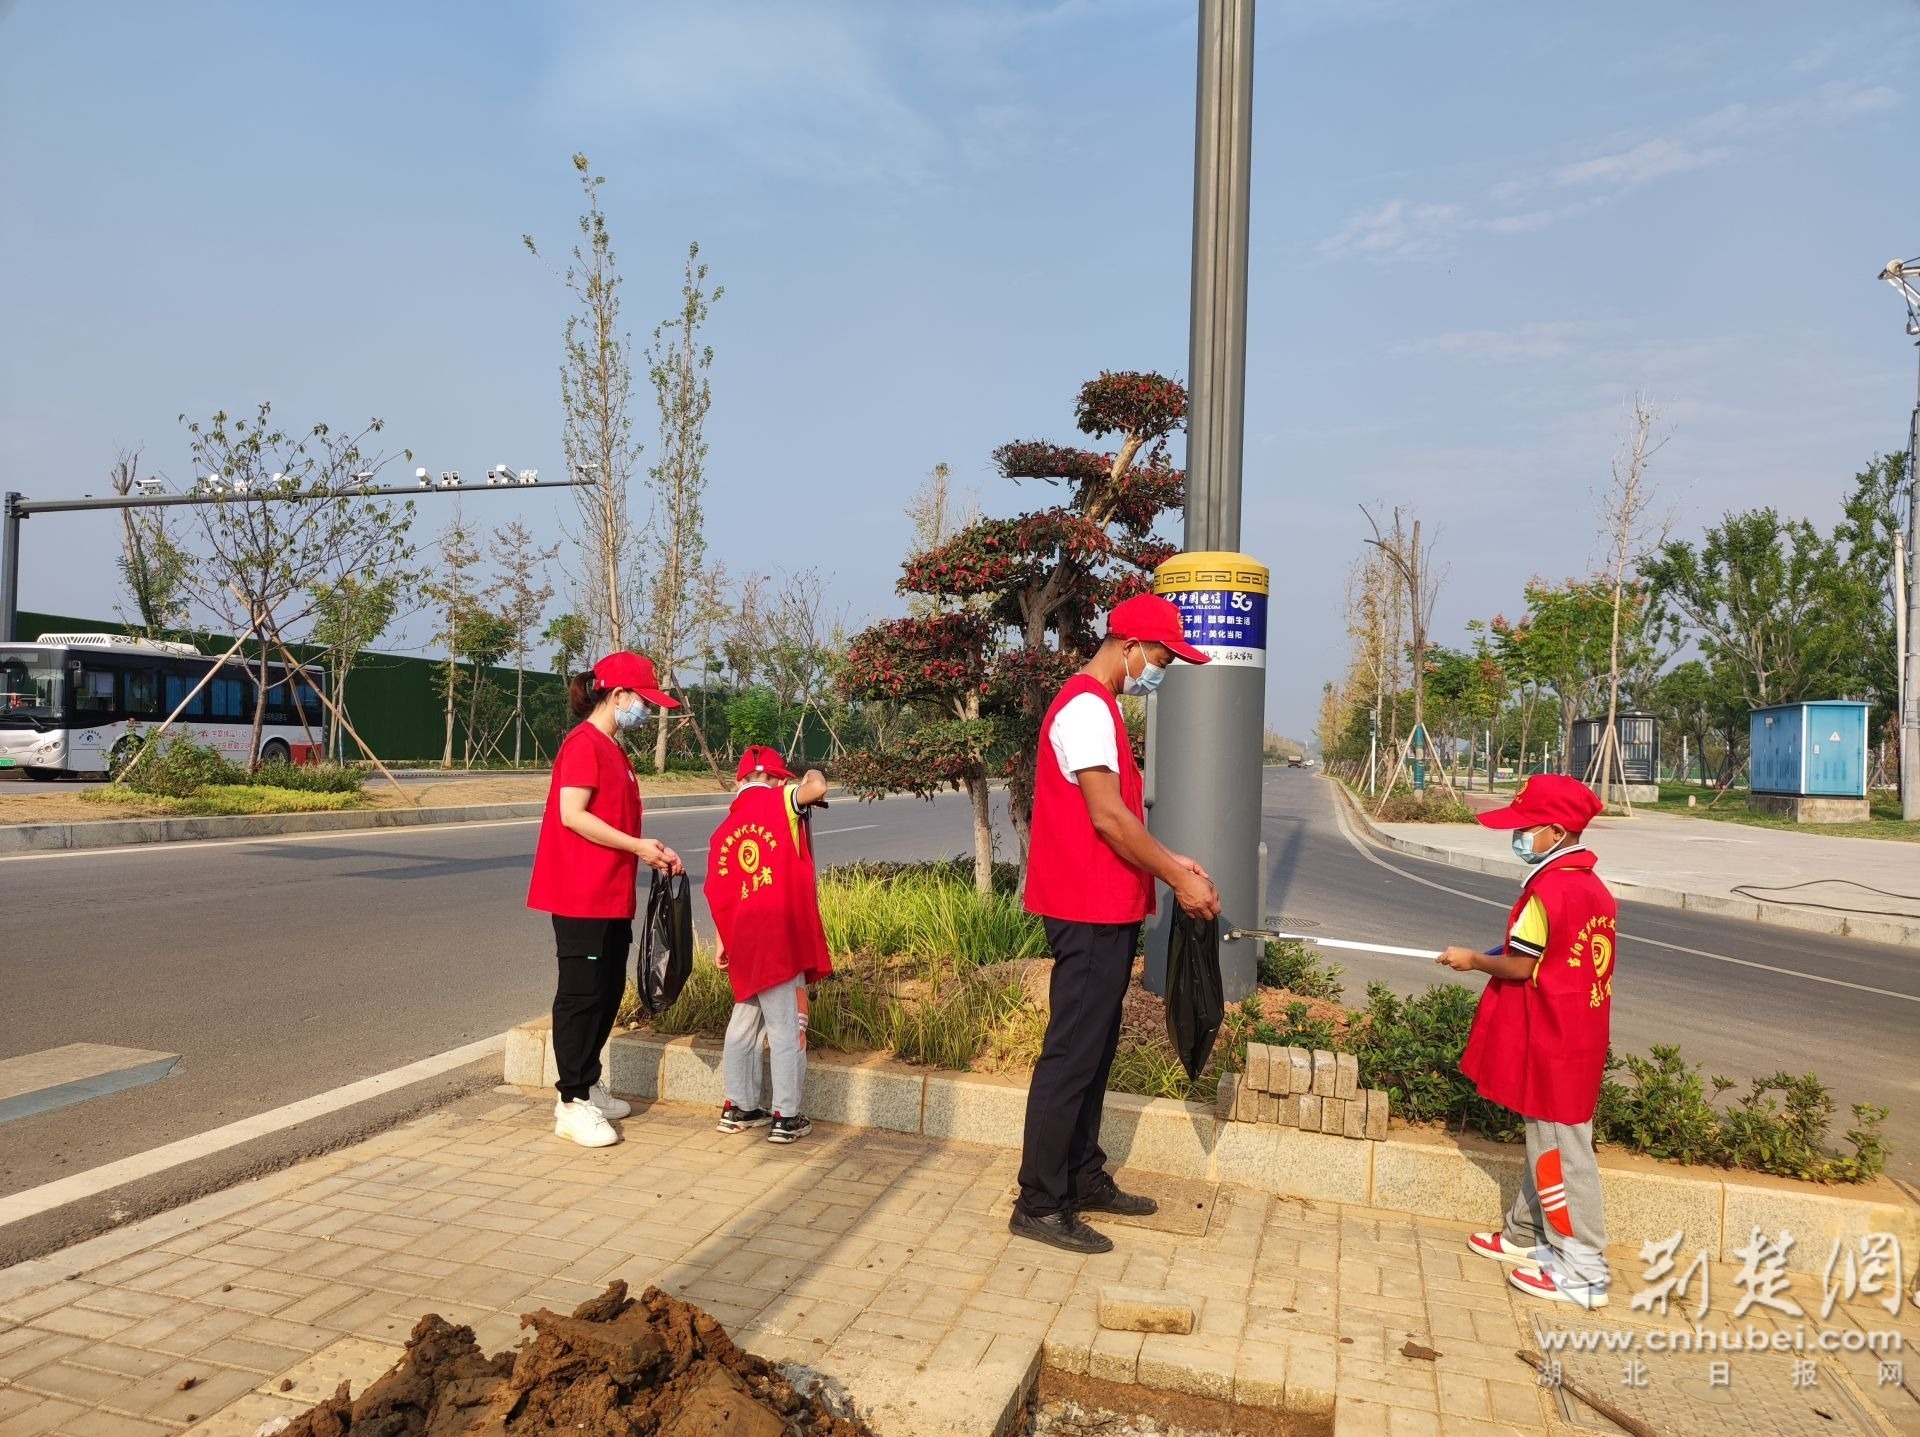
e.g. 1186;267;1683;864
1435;774;1616;1309
527;652;684;1149
1014;594;1221;1255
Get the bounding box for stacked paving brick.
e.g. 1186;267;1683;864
1213;1043;1389;1140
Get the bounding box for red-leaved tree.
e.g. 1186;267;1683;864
839;372;1188;890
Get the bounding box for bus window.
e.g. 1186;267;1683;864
294;675;325;728
124;668;162;718
164;673;207;718
75;668;117;713
211;675;250;720
0;655;63;715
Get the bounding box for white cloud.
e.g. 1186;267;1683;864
1322;76;1902;262
1397;323;1589;363
1318;199;1466;259
1552;137;1732;189
538;2;1100;188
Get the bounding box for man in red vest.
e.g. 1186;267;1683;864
1014;593;1222;1254
1434;774;1616;1309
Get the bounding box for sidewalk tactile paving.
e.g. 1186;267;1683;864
5;1092;1917;1437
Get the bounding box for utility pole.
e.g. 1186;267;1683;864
1875;258;1920;820
1146;0;1265;1003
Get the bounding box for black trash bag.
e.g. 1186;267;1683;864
1163;908;1225;1081
637;870;695;1015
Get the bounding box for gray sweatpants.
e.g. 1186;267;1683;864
1503;1117;1610;1290
722;975;807;1119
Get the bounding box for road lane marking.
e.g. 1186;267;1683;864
1317;788;1920;1004
0;1033;508;1229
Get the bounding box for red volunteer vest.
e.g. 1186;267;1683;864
705;784;833;1002
1460;847;1618;1125
1023;674;1155;925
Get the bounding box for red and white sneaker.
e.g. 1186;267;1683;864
1508;1264;1608;1310
1467;1231;1544;1267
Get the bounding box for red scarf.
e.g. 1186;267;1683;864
705;783;833;1002
1460;847;1617;1125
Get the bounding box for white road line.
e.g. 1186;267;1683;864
1319;786;1920;1004
0;1033;509;1229
0;793;935;866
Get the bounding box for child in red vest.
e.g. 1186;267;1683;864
1435;774;1616;1310
706;746;832;1145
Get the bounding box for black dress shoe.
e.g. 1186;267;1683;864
1008;1207;1115;1254
1075;1176;1158;1218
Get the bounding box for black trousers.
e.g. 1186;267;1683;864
1016;918;1141;1217
551;917;633;1102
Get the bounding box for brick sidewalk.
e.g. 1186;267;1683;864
2;1092;1916;1437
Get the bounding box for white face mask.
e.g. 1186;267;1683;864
1121;645;1166;697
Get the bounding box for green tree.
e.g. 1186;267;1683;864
1642;509;1847;710
108;449;194;638
643;242;723;772
1508;579;1616;771
490;520;559;766
1831;453;1906;732
179;402;415;766
309;574;402;759
525;154;642;655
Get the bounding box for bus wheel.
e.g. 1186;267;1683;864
108;738;139;776
261;739;292;766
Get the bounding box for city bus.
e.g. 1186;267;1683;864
0;633;326;780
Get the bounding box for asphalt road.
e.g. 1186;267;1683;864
1258;769;1920;1188
2;771;1913;1262
0;787;1012;1260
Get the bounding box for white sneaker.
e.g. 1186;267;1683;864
554;1097;619;1148
588;1083;631;1119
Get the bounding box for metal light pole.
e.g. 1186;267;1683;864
1146;0;1266;1003
1876;258;1920;821
0;470;585;644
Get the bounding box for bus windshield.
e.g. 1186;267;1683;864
0;649;66;725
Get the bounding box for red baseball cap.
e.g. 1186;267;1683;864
1107;593;1209;665
736;745;796;782
591;652;679;709
1475;774;1603;833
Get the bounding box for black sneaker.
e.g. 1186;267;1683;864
717;1102;771;1134
768;1114;812;1145
1076;1175;1158;1218
1009;1207;1114;1255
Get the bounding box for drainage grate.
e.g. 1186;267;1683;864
1266;914;1317;931
1531;1313;1897;1437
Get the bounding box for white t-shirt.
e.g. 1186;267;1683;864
1049;692;1119;786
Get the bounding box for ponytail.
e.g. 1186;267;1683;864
568;672;613;720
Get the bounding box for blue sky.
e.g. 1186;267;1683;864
2;1;1915;739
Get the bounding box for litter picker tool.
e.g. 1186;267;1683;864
1228;928;1442;961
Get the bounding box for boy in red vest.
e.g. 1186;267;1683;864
707;746;833;1145
1435;774;1616;1309
1014;594;1221;1254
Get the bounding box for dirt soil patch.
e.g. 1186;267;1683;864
1027;1368;1329;1437
277;1281;872;1437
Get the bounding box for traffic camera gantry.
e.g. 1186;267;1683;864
0;468;592;643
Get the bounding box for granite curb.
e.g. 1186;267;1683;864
508;1023;1920;1277
1328;776;1920;948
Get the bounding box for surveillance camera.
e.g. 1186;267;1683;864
415;466;428;480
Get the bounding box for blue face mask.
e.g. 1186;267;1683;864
1122;649;1167;697
1513;827;1558;865
613;697;648;731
